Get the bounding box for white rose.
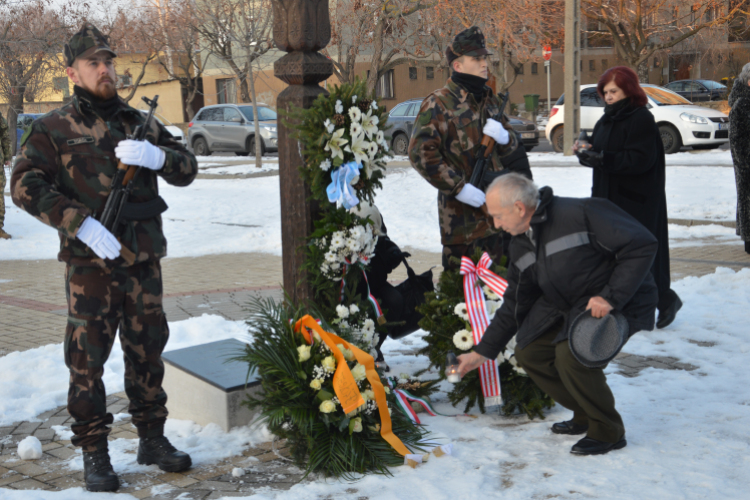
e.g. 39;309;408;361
322;356;336;373
399;373;410;381
351;417;363;432
297;345;311;362
336;305;350;319
320;400;336;413
351;363;367;382
364;389;375;401
310;378;323;391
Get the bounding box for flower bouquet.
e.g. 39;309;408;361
417;250;554;417
239;298;429;478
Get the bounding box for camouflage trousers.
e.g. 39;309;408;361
65;260;170;452
441;232;510;270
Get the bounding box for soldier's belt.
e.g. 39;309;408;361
119;196;168;221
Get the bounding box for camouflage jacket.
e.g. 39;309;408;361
0;114;10;165
11;93;197;267
408;79;519;246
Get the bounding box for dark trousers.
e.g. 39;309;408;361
64;261;169;452
514;327;625;443
442;232;509;270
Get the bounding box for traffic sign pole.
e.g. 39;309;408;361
542;45;552;113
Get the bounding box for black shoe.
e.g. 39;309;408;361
83;449;119;492
137;435;192;472
551;420;588;435
656;295;683;329
570;436;627;456
745;241;750;254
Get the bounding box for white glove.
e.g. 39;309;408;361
114;140;165;171
456;183;486;208
483;118;510;145
76;217;121;260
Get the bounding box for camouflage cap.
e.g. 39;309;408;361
446;26;491;64
64;23;117;67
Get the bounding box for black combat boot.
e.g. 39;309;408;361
83;448;119;492
137;435;192;472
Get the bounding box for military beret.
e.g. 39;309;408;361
64;23;117;67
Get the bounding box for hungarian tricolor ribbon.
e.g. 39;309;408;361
340;257;385;324
385;377;438;425
294;315;410;457
459;252;509;407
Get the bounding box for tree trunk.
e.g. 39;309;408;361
637;59;649;83
365;19;386;94
8;91;24;156
247;59;262;168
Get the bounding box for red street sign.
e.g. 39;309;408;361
542;45;552;61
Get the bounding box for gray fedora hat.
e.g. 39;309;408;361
568;310;629;368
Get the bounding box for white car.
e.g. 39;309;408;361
545;84;729;154
138;110;186;146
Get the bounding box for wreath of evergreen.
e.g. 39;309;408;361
416;250;554;418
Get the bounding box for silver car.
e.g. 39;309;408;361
188;103;279;156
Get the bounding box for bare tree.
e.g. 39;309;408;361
580;0;750;82
0;0;75;154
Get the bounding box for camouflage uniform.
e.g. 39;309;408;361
408;27;520;268
11;26;197;452
0;113;10;238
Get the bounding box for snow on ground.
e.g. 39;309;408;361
0;148;741;261
196;155;279;176
2;267;750;499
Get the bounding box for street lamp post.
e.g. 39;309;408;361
563;0;581;156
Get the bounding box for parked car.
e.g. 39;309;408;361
138;110;186;146
187;103;278;156
507;115;540;151
386;98;423;156
15;113;44;150
545;84;729;154
663;79;727;102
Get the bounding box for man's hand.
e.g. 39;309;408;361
483;118;510;145
115;140;165;171
455;183;486;208
457;351;488;377
586;296;613;318
76;217;121;260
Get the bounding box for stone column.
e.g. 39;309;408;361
563;0;581;156
272;0;333;304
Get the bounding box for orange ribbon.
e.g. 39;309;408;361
294;315;411;457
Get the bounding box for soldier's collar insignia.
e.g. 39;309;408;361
67;136;95;146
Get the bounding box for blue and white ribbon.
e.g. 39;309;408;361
326;161;361;209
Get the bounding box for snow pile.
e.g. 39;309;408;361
16;436;42;460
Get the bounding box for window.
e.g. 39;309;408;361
581;88;605;107
426;66;434;79
376;70;394;99
517;64;524;75
53;77;69;98
216;78;237;104
409;67;417;80
589;60;595;71
116;74;131;88
224;107;242;122
238;106;278;121
531;63;538;74
389;103;410;116
198;108;224;121
666;81;684;92
406;103;420;117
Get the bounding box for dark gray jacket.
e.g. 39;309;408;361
474;187;658;360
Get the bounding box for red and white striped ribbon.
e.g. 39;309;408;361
459;252;509;407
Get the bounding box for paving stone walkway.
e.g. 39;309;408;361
1;216;749;496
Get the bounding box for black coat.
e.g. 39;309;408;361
474;187;658;359
729;82;750;241
586;102;672;309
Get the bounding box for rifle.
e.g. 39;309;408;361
469;90;510;188
98;95;160;264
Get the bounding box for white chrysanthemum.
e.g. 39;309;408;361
361;330;374;345
350;122;363;138
339;319;350;329
336;304;350;319
454;302;469;320
346;238;359;252
348;106;362;123
453;329;474;351
330;233;345;249
324;118;335;134
335;100;343;114
362;318;375;333
349;304;360;314
320;263;330;274
376;130;385;146
320;159;332;171
482;285;500;300
349;225;364;240
366;141;378;159
324;251;337;263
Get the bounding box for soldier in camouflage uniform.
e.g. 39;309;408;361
11;23;196;492
0;112;11;239
409;27;530;269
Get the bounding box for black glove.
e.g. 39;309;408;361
576;149;604;169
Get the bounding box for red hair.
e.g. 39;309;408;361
597;66;648;107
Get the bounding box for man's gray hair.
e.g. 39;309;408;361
486;172;539;208
739;62;750;87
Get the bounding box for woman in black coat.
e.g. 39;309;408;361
728;63;750;254
574;66;682;329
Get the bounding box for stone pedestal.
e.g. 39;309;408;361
162;339;260;432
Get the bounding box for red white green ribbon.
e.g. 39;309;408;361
340;258;384;323
386;377;439;424
459;252;508;407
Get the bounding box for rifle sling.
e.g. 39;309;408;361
119;196;168;221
